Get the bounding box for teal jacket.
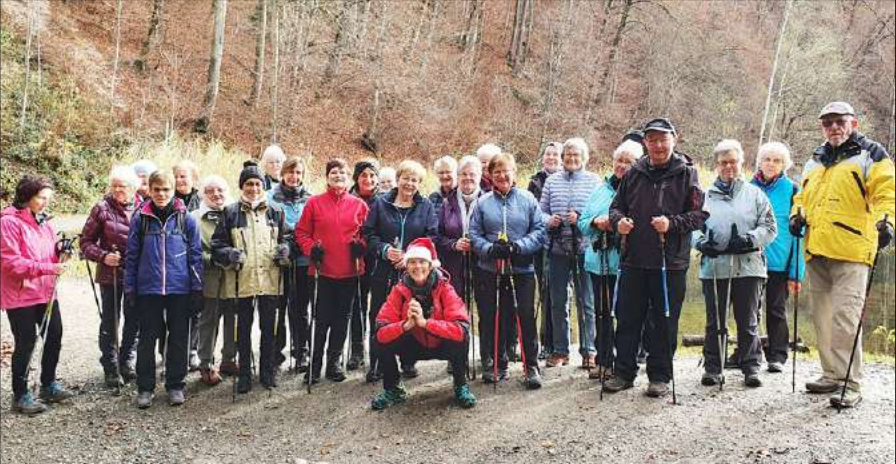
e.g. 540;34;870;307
750;173;804;281
578;176;619;276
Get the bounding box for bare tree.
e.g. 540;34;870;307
508;0;533;75
136;0;165;73
759;0;791;147
362;0;391;153
270;0;280;143
591;0;634;111
110;0;124;111
195;0;228;133
19;0;36;130
248;0;268;107
323;0;357;85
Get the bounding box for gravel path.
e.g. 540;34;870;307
2;277;894;464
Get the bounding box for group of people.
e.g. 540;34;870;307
1;101;893;416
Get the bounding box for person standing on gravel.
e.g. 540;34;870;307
2;175;76;415
371;238;476;410
211;161;289;394
347;159;380;372
125;170;203;409
606;118;708;399
694;139;777;389
192;175;236;386
80;166;142;389
791;102;894;408
173;160;203;373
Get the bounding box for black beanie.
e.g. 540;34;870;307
238;160;265;188
352;160;379;183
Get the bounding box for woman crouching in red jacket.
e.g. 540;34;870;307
371;238;476;410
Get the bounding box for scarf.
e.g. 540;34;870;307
714;178;734;197
458;187;480;234
241;194;265;210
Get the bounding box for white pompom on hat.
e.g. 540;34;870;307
402;237;441;268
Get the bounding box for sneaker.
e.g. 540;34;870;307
40;382;74;403
701;372;723;386
602;376;634;393
325;364;347;383
498;368;509;382
188;351;201;372
806;376;841;393
219;361;239;377
581;355;596;370
830;389;862;409
589;365;612;380
744;373;762;388
236;375;253;394
767;362;784;373
645;382;670;398
119;363;137;382
371;385;409;410
136;391;153;409
524;367;543;390
545;354;569;368
454;384;477;408
400;364;419;379
347;353;364;371
168;389;185;406
105;370;124;389
200;368;223;386
12;392;47;416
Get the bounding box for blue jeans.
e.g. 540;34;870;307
549;253;595;356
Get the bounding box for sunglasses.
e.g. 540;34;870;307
821;118;851;128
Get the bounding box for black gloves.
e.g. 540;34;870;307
350;239;365;260
310;243;324;266
877;219;893;250
490;241;512;259
190;292;204;317
228;249;245;268
725;224;754;254
695;230;720;258
789;214;806;238
273;243;291;266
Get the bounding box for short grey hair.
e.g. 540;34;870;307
131;159;158;177
199;174;232;205
562;137;590;165
261;144;286;163
457;155;482;177
712;139;745;164
433;156;458;174
756;141;793;172
108;165;141;189
613;140;644;161
379;167;396;181
475;143;502;161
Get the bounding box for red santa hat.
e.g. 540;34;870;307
403;237;441;268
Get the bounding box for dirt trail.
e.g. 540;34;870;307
1;277;894;464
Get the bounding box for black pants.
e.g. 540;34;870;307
136;294;190;393
377;335;469;390
475;270;538;371
6;302;62;398
615;268;685;384
277;266;311;361
702;277;763;375
237;295;278;378
534;250;554;353
311;276;356;374
764;271;790;364
589;273;616;369
98;284;139;372
350;274;370;357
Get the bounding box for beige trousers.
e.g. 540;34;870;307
806;256;869;391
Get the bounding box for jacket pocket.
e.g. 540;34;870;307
833;221;862;236
850;171;870;212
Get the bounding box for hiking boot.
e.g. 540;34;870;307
581;355;596;370
767;362;784;373
602;376;634;393
40;382;74;403
188;351;201;372
168;389;185;406
200;368;223;387
589;365;612;380
636;348;648;364
236;375;253;394
260;370;278;389
365;366;382;384
326;363;347;382
454;384;477;408
119;363;137;383
105;370;125;389
219;361;239;377
701;372;723;386
744;373;763;388
498;368;509;382
545;354;569;368
136;391;153;409
294;355;309;374
347;353;364;371
524;367;543;390
481;369;497;384
645;382;670;398
275;352;287;367
371;384;409;410
830;389;862;409
806;377;841;393
724;351;740;370
12;392;47;416
401;364;419;379
538;348;550;361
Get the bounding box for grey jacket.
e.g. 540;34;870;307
539;168;601;255
693;178;777;279
469;187;546;274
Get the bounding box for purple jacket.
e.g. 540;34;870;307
80;194;135;285
436;190;482;299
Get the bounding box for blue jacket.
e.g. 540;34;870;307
125;199;203;296
469;187;546;274
362;188;438;281
750;173;804;281
267;183;313;267
540;168;601;255
579;176;620;276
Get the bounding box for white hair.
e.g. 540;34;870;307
713;139;745;164
562;137;590;165
261;144;286;163
108;165;141;189
457;155;482;177
756;141;793;172
613;140;644;161
475;143;502;161
543;142;563;159
131;159;158;177
433;156;458;173
199;174;232;205
379;166;396;181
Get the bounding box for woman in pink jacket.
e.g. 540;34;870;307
1;175;75;415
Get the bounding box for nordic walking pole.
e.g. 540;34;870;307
111;245;123;394
232;261;241;403
308;240;322;394
597;233;609;401
84;258;103;321
659;233;677;405
568;221;585;356
30;233;73;395
462;249;476;381
287;262;295;373
790;210;803;393
708;253;725;391
493;258;502;392
719;254;735;391
837;214;888;412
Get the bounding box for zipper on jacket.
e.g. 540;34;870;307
832;221;862;236
850;171;870;212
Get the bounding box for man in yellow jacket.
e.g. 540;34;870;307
791;101;895;408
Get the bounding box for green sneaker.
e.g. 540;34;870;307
371;385;409;411
454;384;477;409
12;392;47;416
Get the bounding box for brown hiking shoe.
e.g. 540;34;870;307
806;377;841;393
545;354;570;368
218;361;239;377
200;368;222;386
581;355;596;370
589;365;612;380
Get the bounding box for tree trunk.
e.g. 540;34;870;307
539;0;572;147
137;0;165;73
888;81;896;154
362;1;391;153
270;0;280;143
508;0;532;75
248;0;268;107
19;1;35;130
758;0;791;147
418;0;441;81
194;0;228;133
323;0;355;85
591;0;633;110
461;0;483;50
110;0;124;110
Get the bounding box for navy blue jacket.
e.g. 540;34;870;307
362;188;438;281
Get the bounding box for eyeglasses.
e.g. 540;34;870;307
821;118;851;128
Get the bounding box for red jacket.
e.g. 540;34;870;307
376;274;469;349
1;206;61;310
296;188;369;279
